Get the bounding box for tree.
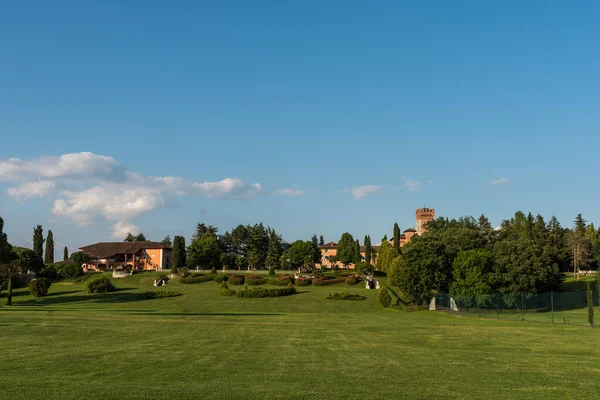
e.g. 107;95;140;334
353;239;361;264
33;224;44;261
319;235;325;246
44;230;54;264
135;233;147;242
376;240;399;273
171;236;187;272
378;285;392;307
588;283;595;328
2;247;42;305
187;233;221;270
399;236;451;304
63;246;69;261
124;233;147;242
570;214;592;278
160;235;172;247
336;233;355;268
388;256;402;287
248;223;269;268
0;217;15;302
192;223;218;241
450;249;498;306
124;233;135;242
285;240;317;270
364;235;373;265
393;223;401;252
266;230;284;269
70;251;90;267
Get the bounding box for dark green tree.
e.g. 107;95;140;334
70;251;90;267
160;235;172;247
285;240;317;270
450;249;498;306
388;255;402;287
135;233;147;242
336;233;355;268
266;229;284;269
171;236;187;272
124;233;147;242
44;230;54;264
588;282;595;328
33;224;44;261
378;285;392;307
2;247;42;305
376;239;399;273
393;223;401;251
187;233;221;270
192;223;218;241
353;239;361;264
364;235;373;265
319;235;325;246
570;213;592;277
63;246;69;261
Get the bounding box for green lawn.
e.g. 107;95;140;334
1;272;599;399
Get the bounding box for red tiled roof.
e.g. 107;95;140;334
80;242;170;259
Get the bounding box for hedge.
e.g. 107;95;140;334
87;277;116;293
214;274;229;283
344;275;360;285
228;275;245;285
313;277;346;286
326;292;367;301
268;275;295;286
235;285;296;298
140;291;182;299
245;274;267;286
295;277;312;286
28;278;51;297
179;274;216;284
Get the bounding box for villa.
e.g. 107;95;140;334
319;208;435;269
79;242;173;272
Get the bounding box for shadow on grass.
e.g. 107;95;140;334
45;290;81;297
15;288;148;306
387;287;409;307
131;312;284;316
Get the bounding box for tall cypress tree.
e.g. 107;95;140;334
171;236;187;273
393;223;401;251
32;225;44;261
319;235;325;246
44;230;54;264
63;246;69;261
364;235;372;264
354;239;361;264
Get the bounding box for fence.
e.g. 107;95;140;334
432;291;598;327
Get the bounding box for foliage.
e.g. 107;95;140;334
326;292;366;301
354;262;374;276
398;235;451;304
353;239;361;264
172;236;187;273
285;240;318;270
140;291;181;299
28;277;51;297
70;251;90;267
87;277;116;293
587;283;595;328
245;274;267;286
44;230;54;264
295;277;312;286
336;233;355;267
269;275;294;286
210;267;217;274
364;235;373;265
160;235;173;247
33;224;44;261
63;246;69;261
214;274;229;283
187;233;221;269
378;285;392;307
376;240;399;273
228;274;245;285
387;256;402;287
393;223;401;251
319;235;325;246
313;277;346;286
344;275;360;285
450;249;498;298
56;263;84;280
268;266;275;276
124;233;147;242
179;275;216;284
218;281;236;296
234;285;296;298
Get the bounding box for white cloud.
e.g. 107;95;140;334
0;152;126;182
272;186;306;196
8;181;56;200
343;185;382;200
2;152;306;234
491;177;509;185
111;221;141;239
403;178;421;191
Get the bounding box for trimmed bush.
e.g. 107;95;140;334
378;285;392;307
345;275;360;285
28;278;51;297
140;291;181;299
235;285;296;298
57;263;84;280
313;277;346;286
87;277;116;293
269;275;295;286
326;292;366;301
295;277;312;286
179;275;216;284
246;274;267;286
210;267;217;274
214;274;229;283
219;281;236;296
228;274;245;285
268;266;275;276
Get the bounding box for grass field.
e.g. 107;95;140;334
1;272;600;399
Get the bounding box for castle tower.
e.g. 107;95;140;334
416;208;435;236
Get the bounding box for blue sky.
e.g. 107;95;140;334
1;1;600;257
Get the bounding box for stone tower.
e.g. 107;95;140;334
416;208;435;236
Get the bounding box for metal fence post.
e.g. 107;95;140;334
551;291;554;324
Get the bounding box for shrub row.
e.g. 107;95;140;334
245;274;268;286
179;274;216;284
268;275;294;286
218;282;296;298
344;276;361;285
214;274;229;283
313;277;346;286
295;277;312;286
228;275;245;285
326;292;367;301
140;291;182;299
87;277;116;293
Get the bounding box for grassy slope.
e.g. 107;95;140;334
1;272;599;400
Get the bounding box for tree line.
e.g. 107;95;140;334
375;212;600;304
